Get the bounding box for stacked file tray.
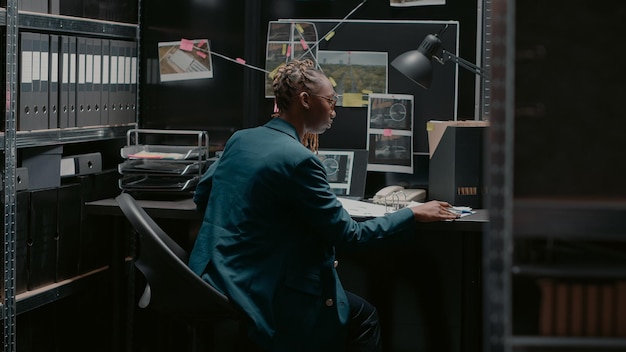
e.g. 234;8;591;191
119;129;209;197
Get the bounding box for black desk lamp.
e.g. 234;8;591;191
391;33;489;89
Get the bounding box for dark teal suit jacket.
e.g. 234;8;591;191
188;118;416;352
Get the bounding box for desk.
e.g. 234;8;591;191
86;197;487;352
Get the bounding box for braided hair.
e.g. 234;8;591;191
272;59;325;152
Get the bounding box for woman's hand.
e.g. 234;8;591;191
408;200;459;222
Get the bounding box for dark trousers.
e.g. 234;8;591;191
346;291;382;352
239;291;382;352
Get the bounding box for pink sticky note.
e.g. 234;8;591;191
196;51;207;59
236;58;246;64
383;129;393;137
286;45;292;58
180;39;194;51
300;39;309;50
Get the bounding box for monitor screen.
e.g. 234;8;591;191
317;149;368;199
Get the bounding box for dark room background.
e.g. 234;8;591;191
139;0;479;148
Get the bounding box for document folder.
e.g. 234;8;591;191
38;33;50;129
19;32;38;131
100;39;110;125
57;184;81;281
76;37;88;127
48;34;60;129
27;188;58;290
108;40;120;124
68;36;77;127
15;191;30;295
91;37;103;126
59;35;71;128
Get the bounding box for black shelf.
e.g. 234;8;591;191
0;123;136;150
512;264;626;279
17;11;138;39
514;198;626;240
0;266;109;319
511;335;626;348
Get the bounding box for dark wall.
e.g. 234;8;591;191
139;0;247;151
140;0;479;154
514;1;626;198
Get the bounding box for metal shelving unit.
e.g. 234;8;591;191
484;1;626;351
2;4;139;352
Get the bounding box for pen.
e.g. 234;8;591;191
447;207;473;214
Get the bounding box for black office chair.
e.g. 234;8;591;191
115;192;255;351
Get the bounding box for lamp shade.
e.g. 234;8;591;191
391;34;443;89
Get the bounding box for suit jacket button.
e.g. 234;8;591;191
325;299;334;307
333;260;339;268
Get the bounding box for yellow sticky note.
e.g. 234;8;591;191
328;77;337;87
362;89;373;95
269;63;284;80
325;31;335;41
282;44;287;55
342;93;366;107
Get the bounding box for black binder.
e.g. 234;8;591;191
31;32;45;129
76;36;88;127
123;41;133;123
91;37;103;126
15;190;30;295
57;184;81;281
67;169;119;274
108;39;120;124
100;39;110;125
39;33;51;129
27;188;58;290
48;34;60;129
129;41;138;123
18;32;37;131
68;36;77;127
59;35;71;128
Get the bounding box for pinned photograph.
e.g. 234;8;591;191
158;39;213;82
317;51;388;107
367;93;414;173
265;21;318;97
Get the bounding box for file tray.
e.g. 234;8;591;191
119;175;199;192
121;145;207;160
118;159;206;176
119;129;209;196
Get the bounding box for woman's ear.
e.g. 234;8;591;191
299;91;311;109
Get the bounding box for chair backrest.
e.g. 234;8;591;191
115;192;236;321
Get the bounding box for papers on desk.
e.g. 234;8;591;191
447;206;475;217
337;197;475;218
338;197;390;217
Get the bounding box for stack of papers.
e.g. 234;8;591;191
337;197;475;218
338;197;390;217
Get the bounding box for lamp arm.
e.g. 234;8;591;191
442;50;489;79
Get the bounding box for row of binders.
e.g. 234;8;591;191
537;278;626;337
19;32;137;131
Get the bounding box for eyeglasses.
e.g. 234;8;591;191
311;94;339;108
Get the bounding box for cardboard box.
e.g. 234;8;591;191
426;120;489;208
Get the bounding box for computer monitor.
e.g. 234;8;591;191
317;149;368;199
